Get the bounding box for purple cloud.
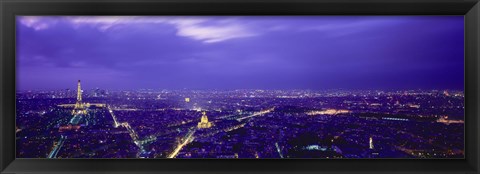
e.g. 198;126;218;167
16;16;464;90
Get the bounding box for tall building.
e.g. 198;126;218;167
197;111;212;129
72;80;87;115
369;137;374;150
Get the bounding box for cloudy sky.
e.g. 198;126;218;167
16;16;464;90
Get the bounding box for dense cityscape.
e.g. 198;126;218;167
16;80;464;158
16;16;464;159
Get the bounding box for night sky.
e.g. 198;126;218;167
16;16;464;91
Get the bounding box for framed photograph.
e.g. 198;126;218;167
1;0;479;173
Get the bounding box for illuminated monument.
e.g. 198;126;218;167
197;111;212;129
71;80;87;115
57;80;106;111
369;137;374;150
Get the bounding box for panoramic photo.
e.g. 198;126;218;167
16;16;464;159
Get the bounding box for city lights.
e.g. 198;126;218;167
15;16;464;159
15;80;465;159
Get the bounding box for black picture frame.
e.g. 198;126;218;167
1;0;479;173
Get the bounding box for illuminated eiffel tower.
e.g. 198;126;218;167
71;80;87;115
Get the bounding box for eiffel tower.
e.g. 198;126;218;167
71;80;87;115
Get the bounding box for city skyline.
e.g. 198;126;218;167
16;16;465;159
17;16;464;91
16;80;465;158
